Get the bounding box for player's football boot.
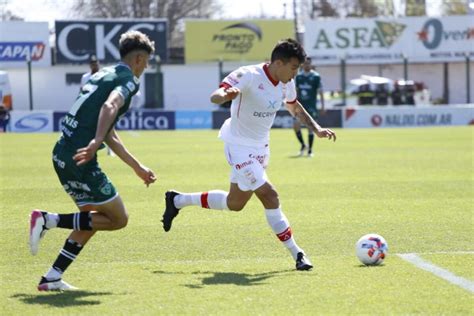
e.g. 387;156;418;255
29;210;48;256
298;145;307;157
296;252;313;271
308;150;314;158
161;190;181;232
37;277;77;291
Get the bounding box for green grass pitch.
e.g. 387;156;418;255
0;127;472;315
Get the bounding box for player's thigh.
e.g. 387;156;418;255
254;182;279;209
227;183;253;211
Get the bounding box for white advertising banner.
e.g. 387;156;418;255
0;22;51;68
304;16;474;65
343;106;474;128
10;111;54;133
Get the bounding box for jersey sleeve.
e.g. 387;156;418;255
113;76;138;101
286;79;297;104
220;67;252;91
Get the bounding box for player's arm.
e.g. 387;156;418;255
286;100;336;141
73;90;124;165
105;128;156;187
210;86;240;104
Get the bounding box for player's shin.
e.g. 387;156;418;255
265;207;303;260
174;190;229;210
44;238;83;280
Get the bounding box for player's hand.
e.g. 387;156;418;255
134;164;157;187
316;128;336;142
224;87;240;101
73;139;101;166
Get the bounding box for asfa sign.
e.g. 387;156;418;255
55;20;168;64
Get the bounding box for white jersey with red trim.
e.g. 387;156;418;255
218;63;297;147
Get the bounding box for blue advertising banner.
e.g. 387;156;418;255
176;111;212;129
116;110;175;130
54;110;175;131
53;111;67;132
10;111;53;133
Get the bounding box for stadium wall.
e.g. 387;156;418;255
5;61;474;112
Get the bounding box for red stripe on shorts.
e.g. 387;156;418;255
201;192;210;209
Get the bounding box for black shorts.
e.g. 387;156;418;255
52;142;117;206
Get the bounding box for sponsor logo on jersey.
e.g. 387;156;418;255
243;169;257;184
67;181;91;192
63;115;78;129
126;81;136;92
235;160;253;170
226;75;239;86
267;100;282;110
100;183;112;195
249;154;266;165
0;42;46;61
253;111;276;118
53;154;66;169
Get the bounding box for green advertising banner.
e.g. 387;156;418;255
185;19;294;63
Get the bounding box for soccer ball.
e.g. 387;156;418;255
355;233;388;266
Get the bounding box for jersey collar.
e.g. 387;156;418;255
118;62;140;83
263;63;279;87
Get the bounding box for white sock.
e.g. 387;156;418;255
174;190;228;210
44;213;59;229
265;207;303;260
45;267;62;280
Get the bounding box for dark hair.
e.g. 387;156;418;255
270;38;306;64
119;30;155;58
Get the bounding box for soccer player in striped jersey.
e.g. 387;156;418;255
162;39;336;271
29;31;156;291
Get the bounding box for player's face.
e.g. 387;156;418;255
302;60;312;72
276;57;301;83
134;52;150;77
90;61;99;73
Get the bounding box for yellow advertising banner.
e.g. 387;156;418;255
185;19;294;63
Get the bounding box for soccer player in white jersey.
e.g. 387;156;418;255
162;39;336;270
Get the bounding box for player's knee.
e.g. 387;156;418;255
227;200;246;212
114;213;129;229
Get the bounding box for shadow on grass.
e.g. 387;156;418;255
153;269;294;288
355;264;386;268
11;290;113;307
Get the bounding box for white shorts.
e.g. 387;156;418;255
224;143;270;192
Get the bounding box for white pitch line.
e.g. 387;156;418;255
406;251;474;255
127;130;140;137
397;253;474;293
